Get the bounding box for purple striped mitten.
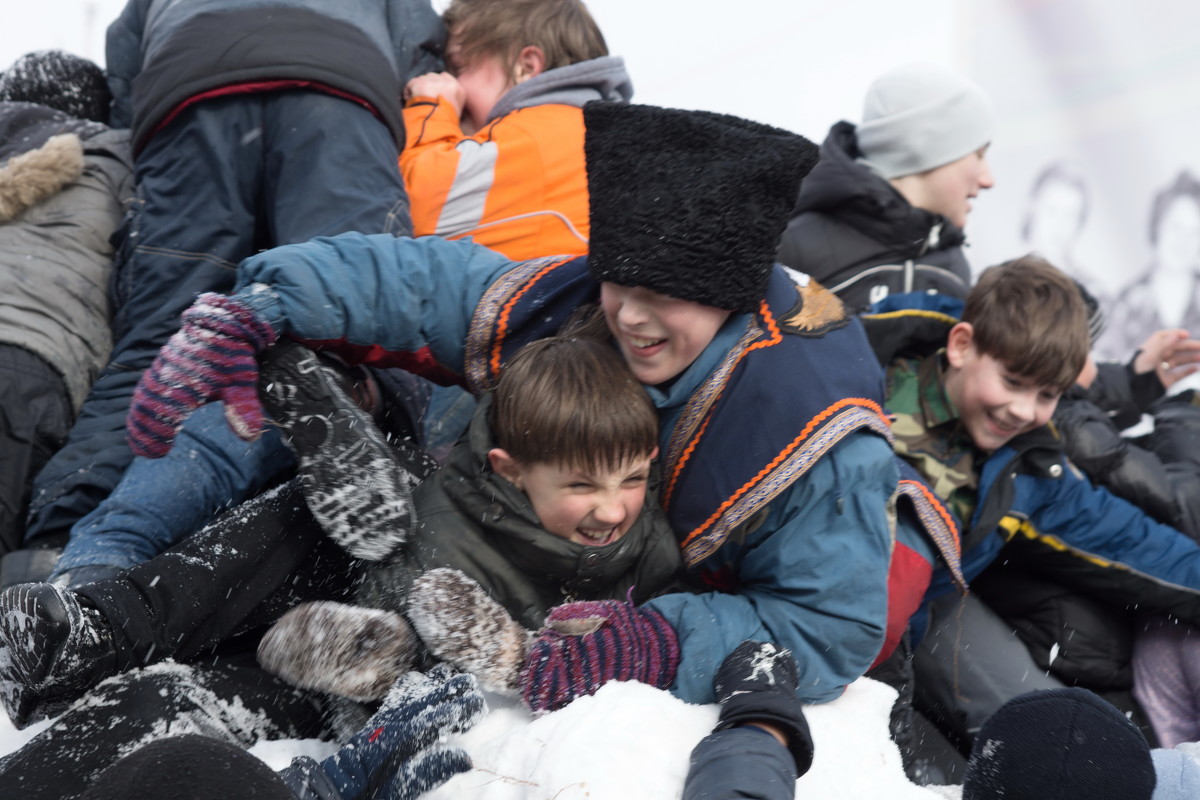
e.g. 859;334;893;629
127;292;277;458
519;598;680;714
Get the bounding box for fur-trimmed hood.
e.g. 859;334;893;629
0;132;84;221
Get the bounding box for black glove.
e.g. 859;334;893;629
278;664;485;800
713;640;814;776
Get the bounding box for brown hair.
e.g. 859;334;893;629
962;254;1089;393
490;334;657;471
443;0;608;81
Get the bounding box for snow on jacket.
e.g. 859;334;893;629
105;0;445;151
862;294;1200;632
401;56;632;260
0;102;133;412
233;234;899;705
357;394;684;630
776;121;972;313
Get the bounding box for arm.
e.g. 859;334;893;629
104;0;150;130
647;431;894;704
1012;458;1200;623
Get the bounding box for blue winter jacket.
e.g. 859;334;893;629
234;233;897;705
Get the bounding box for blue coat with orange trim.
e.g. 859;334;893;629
862;293;1200;636
235;234;956;704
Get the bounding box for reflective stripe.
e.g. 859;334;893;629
435;138;500;237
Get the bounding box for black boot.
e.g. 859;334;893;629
258;342;436;561
0;582;117;728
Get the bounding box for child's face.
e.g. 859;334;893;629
901;146;995;229
944;323;1061;452
495;452;657;547
600;283;731;386
445;35;512;131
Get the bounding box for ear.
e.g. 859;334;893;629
512;45;545;84
945;321;975;369
487;447;524;489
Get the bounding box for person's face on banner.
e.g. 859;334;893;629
908;146;996;229
1155;195;1200;273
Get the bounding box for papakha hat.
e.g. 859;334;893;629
584;101;819;314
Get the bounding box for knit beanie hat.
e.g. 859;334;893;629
0;50;110;124
856;62;994;179
584;101;820;314
79;735;295;800
963;688;1156;800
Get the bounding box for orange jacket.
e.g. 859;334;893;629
401;96;591;261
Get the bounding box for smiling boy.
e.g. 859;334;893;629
862;255;1200;750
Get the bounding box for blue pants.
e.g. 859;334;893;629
25;90;410;544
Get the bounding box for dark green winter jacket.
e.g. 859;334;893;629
357;396;685;630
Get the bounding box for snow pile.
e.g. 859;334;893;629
1;673;954;798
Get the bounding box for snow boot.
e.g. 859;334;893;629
0;581;116;728
258;341;435;562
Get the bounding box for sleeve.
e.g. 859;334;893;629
1084;360;1164;430
104;0;149;130
682;728;799;800
1014;460;1200;623
646;431;894;704
400;98;502;241
233;233;519;376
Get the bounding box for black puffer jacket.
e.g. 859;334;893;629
776;121;971;313
358;396;685;630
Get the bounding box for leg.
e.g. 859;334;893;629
0;346;71;557
0;656;328;800
25;96;267;546
913;592;1065;747
1132;615;1200;748
263;90;411;242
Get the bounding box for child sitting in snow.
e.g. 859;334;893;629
255;332;683;700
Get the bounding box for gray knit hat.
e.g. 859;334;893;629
0;50;110;124
857;62;995;179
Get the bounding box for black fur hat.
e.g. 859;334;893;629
0;50;110;124
584;101;819;313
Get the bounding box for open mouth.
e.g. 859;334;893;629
576;526;619;546
627;334;666;353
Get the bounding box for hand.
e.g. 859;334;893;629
1131;328;1200;388
404;72;466;118
713;641;813;775
278;665;485;800
256;600;418;702
407;568;534;694
126;292;277;458
519;598;679;714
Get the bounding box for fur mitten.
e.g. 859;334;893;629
407;568;534;695
256;601;419;702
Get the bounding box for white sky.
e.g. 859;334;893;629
1;0;958;141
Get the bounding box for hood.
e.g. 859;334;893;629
793;120;966;252
488;55;634;122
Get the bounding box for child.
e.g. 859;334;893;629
0;51;132;560
255;332;683;700
8;100;960;730
859;255;1200;751
402;0;631;259
777;62;996;312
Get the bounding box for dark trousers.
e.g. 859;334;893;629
0;345;71;556
25;90;411;545
0;478;357;799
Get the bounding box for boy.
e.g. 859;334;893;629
402;0;631;259
256;333;682;700
108;101;958;713
860;255;1200;748
777;62;996;312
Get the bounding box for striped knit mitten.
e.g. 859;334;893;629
519;598;680;714
127;292;277;458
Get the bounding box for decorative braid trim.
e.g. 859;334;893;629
896;479;966;592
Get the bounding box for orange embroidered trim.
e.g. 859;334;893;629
678;395;890;551
487;258;572;379
664;300;780;507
